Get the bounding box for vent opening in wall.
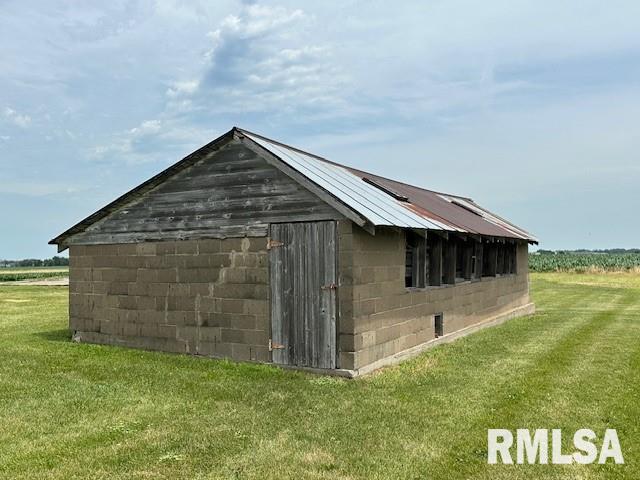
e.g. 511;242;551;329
434;313;444;338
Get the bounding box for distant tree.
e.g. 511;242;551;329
0;256;68;268
42;256;69;267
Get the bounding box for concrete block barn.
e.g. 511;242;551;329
50;127;537;377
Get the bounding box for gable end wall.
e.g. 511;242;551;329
64;139;341;246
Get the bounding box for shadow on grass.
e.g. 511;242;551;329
35;328;72;342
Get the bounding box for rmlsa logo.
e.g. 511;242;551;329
488;429;624;465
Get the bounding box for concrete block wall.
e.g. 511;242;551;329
338;223;531;371
68;237;271;362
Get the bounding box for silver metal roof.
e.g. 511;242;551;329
240;129;537;242
242;131;453;231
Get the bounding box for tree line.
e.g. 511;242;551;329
534;249;640;255
0;256;69;268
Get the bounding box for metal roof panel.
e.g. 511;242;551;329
240;128;537;242
244;132;447;230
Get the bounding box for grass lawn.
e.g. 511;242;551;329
0;273;638;479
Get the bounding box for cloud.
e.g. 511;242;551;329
91;119;164;161
166;80;200;98
90;117;214;164
164;3;348;118
3;107;31;128
129;119;162;136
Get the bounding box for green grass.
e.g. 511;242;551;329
0;267;69;282
0;273;638;479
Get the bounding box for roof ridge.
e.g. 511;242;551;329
235;127;473;202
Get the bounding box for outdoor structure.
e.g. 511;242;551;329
50;127;537;376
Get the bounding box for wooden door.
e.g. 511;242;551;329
269;221;337;369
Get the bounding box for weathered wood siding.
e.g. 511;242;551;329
65;139;341;245
269;221;337;369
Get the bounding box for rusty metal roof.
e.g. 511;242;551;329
239;128;537;243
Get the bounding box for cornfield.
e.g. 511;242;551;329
529;252;640;272
0;268;68;282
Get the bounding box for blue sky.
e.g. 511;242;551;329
1;1;639;258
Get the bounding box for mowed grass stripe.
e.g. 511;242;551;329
466;290;638;480
393;286;631;478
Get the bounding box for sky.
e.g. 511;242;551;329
1;0;639;259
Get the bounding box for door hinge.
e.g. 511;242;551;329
269;339;286;351
267;238;284;250
320;283;337;290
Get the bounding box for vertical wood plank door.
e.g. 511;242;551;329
269;221;337;369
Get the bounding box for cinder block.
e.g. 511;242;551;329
164;283;189;297
218;284;268;300
214;342;233;358
339;351;355;370
339;333;355;351
136;269;157;283
123;323;140;337
231;343;252;361
223;313;256;330
166;311;189;326
175;240;198;255
198;239;221;254
179;268;216;283
156;268;177;283
156;242;177;255
107;282;129;296
254;315;269;331
243;299;268;316
337;219;353;234
221;328;245;344
117;295;137;310
207;253;232;268
221;268;246;284
204;312;225;328
69;245;88;257
354;299;375;317
219;298;245;314
190;283;211;297
125;256;144;269
136;243;156;256
128;282;148;296
199;326;221;342
245;268;268;284
243;330;268;346
222;238;248;253
148;283;170;297
139;324;159;338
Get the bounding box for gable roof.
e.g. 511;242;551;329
236;128;537;243
50;127;537;250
